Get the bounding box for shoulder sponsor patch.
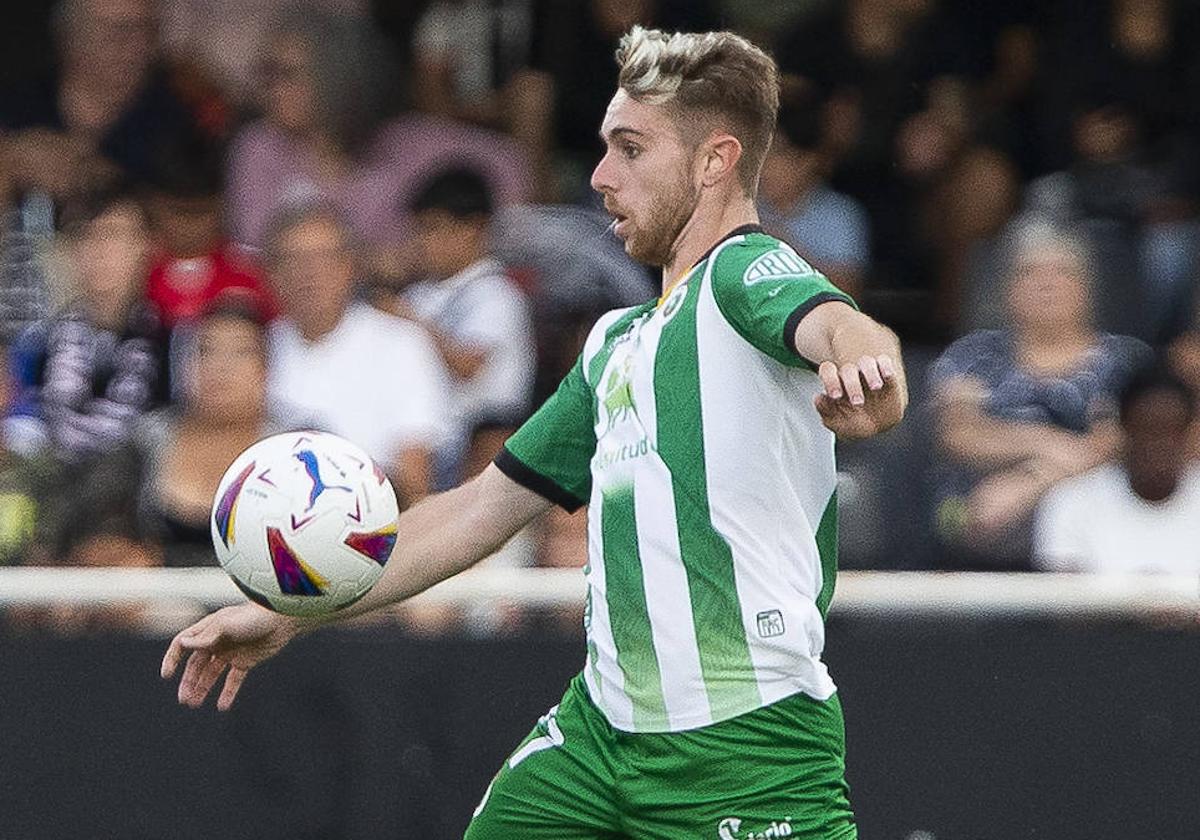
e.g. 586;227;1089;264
742;248;817;285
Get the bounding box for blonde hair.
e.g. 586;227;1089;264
615;26;780;194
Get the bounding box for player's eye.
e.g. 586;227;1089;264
621;143;642;160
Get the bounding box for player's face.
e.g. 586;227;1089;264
592;90;701;267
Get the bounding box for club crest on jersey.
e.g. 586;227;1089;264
660;282;688;322
743;248;816;285
602;356;637;431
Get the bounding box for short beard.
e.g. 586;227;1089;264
626;172;700;267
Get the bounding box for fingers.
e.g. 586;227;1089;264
161;633;186;679
817;361;842;399
819;356;894;407
178;650;231;708
877;354;897;381
217;667;249;712
161;614;221;679
192;654;231;708
177;650;210;704
857;355;884;391
162;617;211;679
839;363;865;406
813;393;842;425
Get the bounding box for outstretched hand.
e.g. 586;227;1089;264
814;355;906;440
161;604;301;711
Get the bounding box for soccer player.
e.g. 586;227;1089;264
162;27;907;839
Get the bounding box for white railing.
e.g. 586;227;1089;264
0;568;1195;622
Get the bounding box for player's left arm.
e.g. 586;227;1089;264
792;300;908;440
710;240;906;439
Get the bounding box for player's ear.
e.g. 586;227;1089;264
700;133;743;188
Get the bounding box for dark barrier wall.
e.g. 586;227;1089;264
0;617;1195;839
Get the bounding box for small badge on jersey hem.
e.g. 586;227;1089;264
743;247;816;285
756;609;786;638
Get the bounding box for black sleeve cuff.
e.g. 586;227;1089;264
783;292;856;366
493;447;587;512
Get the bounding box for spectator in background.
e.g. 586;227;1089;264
380;167;535;487
1018;91;1194;345
12;183;165;462
263;201;449;509
0;0;210;348
1034;368;1200;574
78;293;274;568
0;344;61;566
0;0;216;202
928;221;1150;568
226;9;531;260
409;0;557;200
1019;0;1200;345
1036;0;1183;172
758;85;870;301
775;0;1022;336
410;0;533;129
775;0;971;183
379;166;538;633
142;131;275;332
158;0;368;108
0;175;54;347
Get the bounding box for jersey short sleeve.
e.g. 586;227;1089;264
495;354;595;511
710;234;856;368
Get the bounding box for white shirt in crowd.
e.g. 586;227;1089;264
1034;462;1200;575
405;258;537;596
404;257;535;439
268;302;450;467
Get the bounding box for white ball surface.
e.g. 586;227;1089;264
210;431;399;616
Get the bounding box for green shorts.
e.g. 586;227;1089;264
465;674;856;840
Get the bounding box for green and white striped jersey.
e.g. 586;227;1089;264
496;226;855;733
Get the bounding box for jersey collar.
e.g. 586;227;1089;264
658;223;764;306
697;223;764;266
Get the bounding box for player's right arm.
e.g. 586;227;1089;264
161;468;550;709
340;464;554;614
163;351;599;711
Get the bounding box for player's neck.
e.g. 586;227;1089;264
662;193;760;291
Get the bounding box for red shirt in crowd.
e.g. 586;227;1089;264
146;243;277;328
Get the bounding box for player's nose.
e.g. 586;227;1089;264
590;150;615;195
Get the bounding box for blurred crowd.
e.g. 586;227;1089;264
3;0;1200;635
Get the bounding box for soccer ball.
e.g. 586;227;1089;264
210;431;399;616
